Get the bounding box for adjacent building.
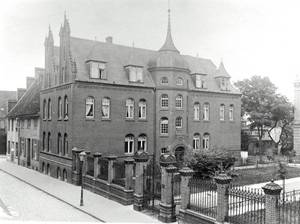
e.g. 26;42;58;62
39;12;241;183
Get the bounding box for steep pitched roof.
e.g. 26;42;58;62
7;81;40;118
215;61;231;78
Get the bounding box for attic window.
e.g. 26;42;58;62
126;66;143;82
89;62;107;80
195;74;206;89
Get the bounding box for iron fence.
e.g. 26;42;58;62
228;185;265;224
188;177;217;218
279;190;300;224
98;157;108;180
112;158;125;187
86;155;94;176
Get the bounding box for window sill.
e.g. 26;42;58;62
193;119;201;122
58;118;62;121
138;118;147;122
160;108;169;111
64;117;69;121
124;152;134;156
48;119;52;121
160;134;169;138
175;108;184;111
125;118;135;122
128;80;144;84
85;118;95;121
203;120;210;123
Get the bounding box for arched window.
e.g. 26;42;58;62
161;77;168;85
126;98;134;119
47;99;52;120
101;97;110;119
47;132;51;152
176;77;183;86
193;133;200;150
194;102;200;120
42;132;46;151
229;104;234;121
203;133;210;150
161;148;168;154
220;104;225;121
47;164;50;176
63;133;68;156
57;133;62;155
86;97;94;118
43;99;47;120
160;117;168;134
63;169;67;182
138;99;146;119
64;95;68;120
203;103;210;121
161;94;168;108
137;134;147;151
58;97;62;119
175;95;183;109
124;134;134;154
57;167;61;180
175;117;183;129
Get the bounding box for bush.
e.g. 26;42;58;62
184;148;236;179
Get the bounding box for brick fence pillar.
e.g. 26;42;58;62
179;166;194;210
71;147;83;185
262;180;282;224
124;158;134;190
93;152;102;178
133;151;149;211
106;155;117;184
214;172;232;223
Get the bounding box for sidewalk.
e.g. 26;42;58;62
0;158;160;223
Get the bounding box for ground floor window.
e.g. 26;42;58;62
124;134;134;154
57;167;61;180
193;134;200;150
63;169;67;182
203;133;210;150
47;164;50;176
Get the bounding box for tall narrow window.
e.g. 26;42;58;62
124;134;134;154
138;99;146;119
58;97;62;119
57;133;62;155
101;98;110;119
126;98;134;119
175;117;183;129
161;94;168;108
47;99;52;120
160;117;168;135
64;96;68;120
43;99;47;120
86;97;94;119
193;134;200;150
63;133;68;156
203;133;210;150
203;103;210;121
229;104;234;121
175;95;183;109
220;104;225;121
42;132;46;151
137;134;147;151
47;132;51;152
194;102;200;120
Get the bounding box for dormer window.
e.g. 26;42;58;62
195;74;206;88
220;78;229;91
88;61;107;79
126;66;143;82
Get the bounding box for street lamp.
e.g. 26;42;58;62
79;151;86;206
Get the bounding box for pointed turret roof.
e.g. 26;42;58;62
48;25;53;42
64;12;70;33
215;61;231;78
159;9;179;53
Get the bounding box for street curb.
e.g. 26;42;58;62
0;168;105;223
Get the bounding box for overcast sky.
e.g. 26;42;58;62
0;0;299;101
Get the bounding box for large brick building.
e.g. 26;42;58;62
40;13;241;182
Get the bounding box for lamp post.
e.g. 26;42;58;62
79;151;86;206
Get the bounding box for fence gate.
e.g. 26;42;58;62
143;159;161;214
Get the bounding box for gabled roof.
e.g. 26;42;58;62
7;81;40;118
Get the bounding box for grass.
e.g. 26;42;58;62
232;166;300;186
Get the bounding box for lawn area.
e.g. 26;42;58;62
232;165;300;186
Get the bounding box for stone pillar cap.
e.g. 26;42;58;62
124;158;135;164
214;171;232;184
179;166;194;176
166;164;178;173
93;152;102;157
72;147;83;153
134;150;149;162
262;180;282;195
160;154;177;167
106;154;117;160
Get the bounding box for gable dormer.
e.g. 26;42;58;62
86;60;107;80
124;65;144;83
215;62;231;91
192;73;207;89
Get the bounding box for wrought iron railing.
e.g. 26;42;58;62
112;158;126;187
279;190;300;224
98;158;108;180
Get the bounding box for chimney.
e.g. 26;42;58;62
16;88;26;101
26;77;35;89
105;36;113;44
7;100;17;112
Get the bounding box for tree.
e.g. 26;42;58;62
235;76;293;162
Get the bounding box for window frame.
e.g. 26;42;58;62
203;103;210;121
58;97;63;120
124;135;134;154
193;134;200;150
125;98;134;119
138;99;147;120
101;97;110;119
229;104;234;121
64;96;68;120
161;77;168;85
175;95;183;109
161;94;169;108
220;104;225;121
160;117;169;135
176;77;184;86
137;135;147;152
203;133;210;150
194;102;200;120
85;97;95;119
175;117;183;129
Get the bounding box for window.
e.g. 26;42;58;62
57;133;62;155
161;148;168;154
220;78;228;90
126;98;134;119
127;66;143;82
90;62;106;79
175;95;183;109
63;133;68;156
175;117;183;129
64;96;68;120
195;75;206;88
176;77;183;86
43;100;47;120
42;132;46;151
86;97;94;119
194;103;200;120
33;140;38;160
193;134;200;150
124;134;134;154
161;94;168;108
137;134;147;151
203;133;210;150
203;103;210;121
160;117;168;135
220;104;225;121
161;77;168;85
229;104;234;121
48;99;52;120
138;99;146;119
101;98;110;119
58;97;63;119
47;132;51;152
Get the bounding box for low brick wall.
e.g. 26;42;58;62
179;209;216;224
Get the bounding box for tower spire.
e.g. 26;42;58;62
159;1;179;53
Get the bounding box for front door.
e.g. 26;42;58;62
27;139;31;167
